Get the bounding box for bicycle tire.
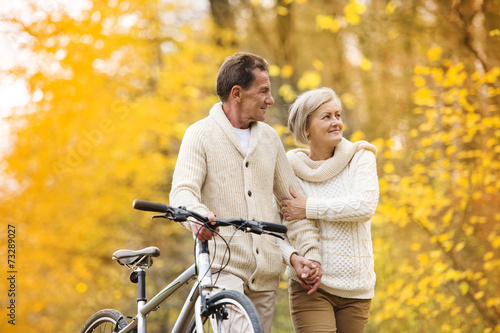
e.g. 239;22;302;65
188;289;264;333
80;309;130;333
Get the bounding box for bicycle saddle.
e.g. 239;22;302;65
112;246;160;267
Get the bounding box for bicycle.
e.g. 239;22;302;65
80;199;288;333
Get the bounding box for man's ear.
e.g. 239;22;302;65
230;85;242;101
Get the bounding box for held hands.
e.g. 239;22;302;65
290;253;322;294
191;211;219;241
281;187;307;221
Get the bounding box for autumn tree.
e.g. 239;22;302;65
369;53;500;332
0;1;231;331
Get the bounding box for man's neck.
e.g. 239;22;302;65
222;102;252;129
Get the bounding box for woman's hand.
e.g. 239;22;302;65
290;253;322;294
281;187;307;221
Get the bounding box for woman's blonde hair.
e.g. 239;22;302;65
288;87;343;145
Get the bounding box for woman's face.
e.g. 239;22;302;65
306;100;343;149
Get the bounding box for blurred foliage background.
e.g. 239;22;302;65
0;0;499;332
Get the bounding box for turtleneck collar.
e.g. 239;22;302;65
287;138;377;182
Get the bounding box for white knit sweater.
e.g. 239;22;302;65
169;103;321;292
285;138;379;299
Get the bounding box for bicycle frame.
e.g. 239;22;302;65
81;201;286;333
117;240;214;333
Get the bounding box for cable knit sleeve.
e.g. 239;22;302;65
306;150;379;222
272;133;322;264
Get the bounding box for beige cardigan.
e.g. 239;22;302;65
169;103;321;291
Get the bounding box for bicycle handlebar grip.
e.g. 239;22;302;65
259;222;288;234
133;199;169;213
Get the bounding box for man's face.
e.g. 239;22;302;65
239;69;274;125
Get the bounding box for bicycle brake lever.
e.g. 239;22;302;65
151;214;168;220
242;223;263;234
263;231;285;240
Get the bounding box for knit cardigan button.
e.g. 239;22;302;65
248;191;252;197
245;161;249;167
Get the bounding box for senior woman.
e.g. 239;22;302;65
281;87;379;333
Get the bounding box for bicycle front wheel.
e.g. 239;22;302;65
80;309;129;333
188;289;264;333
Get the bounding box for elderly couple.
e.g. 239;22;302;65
169;52;379;333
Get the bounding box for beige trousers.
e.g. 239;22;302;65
289;279;371;333
211;271;276;333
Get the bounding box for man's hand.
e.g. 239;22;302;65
191;211;218;241
290;253;322;294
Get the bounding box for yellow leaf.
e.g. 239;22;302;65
316;15;340;33
269;64;281;77
386;1;396;14
383;162;395;174
281;64;294;78
450;307;461;316
414;76;426;87
312;59;324;71
278;84;297;102
418;253;429;266
360;57;372;71
459;281;469;295
474;291;485;300
341;92;356;109
344;0;366;25
76;282;88;293
492;236;500;249
454;242;465;252
273;124;289;137
413;87;436;107
276;6;289;16
426;46;442;62
486;298;500;308
485;66;500;83
484;261;496;271
414;65;431;75
463;225;474;236
297;71;321;90
350;130;365;142
411;243;421;251
484;251;494;261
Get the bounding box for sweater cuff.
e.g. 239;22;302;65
280;239;299;267
303;248;322;265
306;198;320;220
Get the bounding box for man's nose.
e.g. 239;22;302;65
266;93;274;105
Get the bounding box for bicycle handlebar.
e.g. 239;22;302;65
132;199;287;235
